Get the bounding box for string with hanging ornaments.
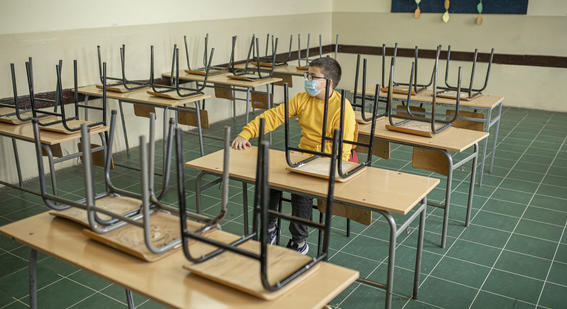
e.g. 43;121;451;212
410;0;483;25
476;0;484;24
442;0;450;23
414;0;421;19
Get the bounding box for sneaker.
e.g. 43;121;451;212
267;226;278;245
286;240;309;255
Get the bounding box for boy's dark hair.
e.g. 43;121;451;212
309;57;341;88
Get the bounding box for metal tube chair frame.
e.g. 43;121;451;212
387;47;463;135
26;59;107;131
97;44;147;91
440;46;495;99
184;34;228;74
297;33;325;67
284;81;379;179
352;55;389;122
229;35;257;76
150;44;213;97
177;119;340;292
257;34;291;67
0;62;52;123
229;35;277;80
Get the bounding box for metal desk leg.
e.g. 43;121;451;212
466;144;479;226
479;108;492;186
489;103;503;173
441;151;453;249
11;138;23;187
232;87;237;120
118;100;130;155
266;84;272;144
195;172;204;214
245;88;251;124
84;95;89;121
242;182;249;235
125;289;135;309
383;213;397;309
413;200;426;299
163;106;170;160
194;101;204;156
356;200;427;309
29;249;38;309
42;144;57;195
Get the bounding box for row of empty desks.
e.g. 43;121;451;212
75;85;210;155
187;147;440;309
0;119;108;196
0;212;359;309
233;62;308;77
358;116;489;248
162;71;282;124
354;88;504;185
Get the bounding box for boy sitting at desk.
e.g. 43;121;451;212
232;57;356;254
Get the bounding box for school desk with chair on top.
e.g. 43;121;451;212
0;212;359;309
357;115;489;248
0;118;108;197
352;88;503;186
186;147;440;309
74;85;210;156
161;71;281;124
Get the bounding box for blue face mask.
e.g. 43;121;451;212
304;79;320;96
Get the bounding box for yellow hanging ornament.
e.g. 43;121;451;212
442;0;450;23
414;0;421;19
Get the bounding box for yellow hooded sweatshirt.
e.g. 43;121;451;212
238;90;356;161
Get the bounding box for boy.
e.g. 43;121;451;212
232;57;356;254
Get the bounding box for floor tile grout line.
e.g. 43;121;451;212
396;261;561;301
399;111;534;309
534;136;567;307
14;273;70;305
467;116;558;309
428;209;566;231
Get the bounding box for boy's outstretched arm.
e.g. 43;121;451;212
231;136;251;150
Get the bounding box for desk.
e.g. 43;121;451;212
358;117;489;248
162;71;281;124
186;147;440;309
233;62;307;77
352;88;503;185
0;120;108;196
0;212;358;309
75;85;210;156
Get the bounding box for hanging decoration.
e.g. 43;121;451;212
414;0;421;19
442;0;450;23
476;0;484;24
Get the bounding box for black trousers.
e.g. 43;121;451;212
268;189;313;242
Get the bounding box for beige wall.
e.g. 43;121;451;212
0;0;332;34
0;7;332;184
332;0;567;112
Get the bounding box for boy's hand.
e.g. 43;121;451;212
231;136;251;150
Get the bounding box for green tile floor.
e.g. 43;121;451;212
0;106;566;308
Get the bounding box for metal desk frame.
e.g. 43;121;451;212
193;169;428;309
354;93;502;186
0;124;106;198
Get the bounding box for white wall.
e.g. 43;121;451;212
0;0;332;34
0;1;332;185
331;0;567;112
